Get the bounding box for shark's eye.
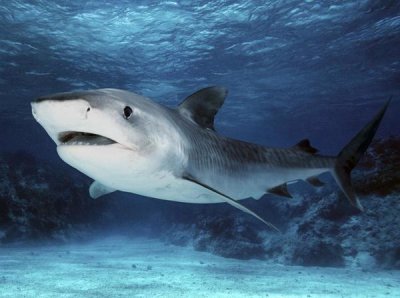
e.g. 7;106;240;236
123;106;133;119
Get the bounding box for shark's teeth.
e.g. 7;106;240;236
58;131;116;146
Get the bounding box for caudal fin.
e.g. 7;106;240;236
333;98;391;211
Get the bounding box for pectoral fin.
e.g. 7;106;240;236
89;181;116;199
182;173;280;232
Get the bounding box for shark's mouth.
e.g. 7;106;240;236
58;131;116;146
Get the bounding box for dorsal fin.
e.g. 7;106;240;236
178;86;227;130
293;139;318;154
267;183;292;198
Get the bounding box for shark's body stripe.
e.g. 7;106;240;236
169;112;336;201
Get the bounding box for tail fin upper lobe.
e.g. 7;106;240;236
332;99;391;211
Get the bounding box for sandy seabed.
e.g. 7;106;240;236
0;236;399;298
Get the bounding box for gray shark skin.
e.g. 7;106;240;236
31;87;390;231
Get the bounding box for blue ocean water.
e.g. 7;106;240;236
1;1;400;297
1;0;399;156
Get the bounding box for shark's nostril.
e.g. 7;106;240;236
85;106;91;119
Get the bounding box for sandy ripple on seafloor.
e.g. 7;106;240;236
0;236;399;298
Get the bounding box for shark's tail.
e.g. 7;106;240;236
332;99;391;211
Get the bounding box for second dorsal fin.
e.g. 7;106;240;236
293;139;318;154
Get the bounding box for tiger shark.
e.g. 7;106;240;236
31;87;389;231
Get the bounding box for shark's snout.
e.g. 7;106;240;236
31;98;95;145
31;98;92;123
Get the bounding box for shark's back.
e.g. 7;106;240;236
171;110;333;200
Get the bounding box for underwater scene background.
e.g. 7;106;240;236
0;1;400;297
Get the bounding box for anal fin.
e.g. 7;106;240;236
89;181;116;199
306;176;325;187
182;173;280;232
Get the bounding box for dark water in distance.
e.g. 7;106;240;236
0;0;399;160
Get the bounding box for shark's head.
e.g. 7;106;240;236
31;88;182;187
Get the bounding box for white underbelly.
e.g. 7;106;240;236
57;144;225;204
91;167;227;204
116;167;328;204
122;174;226;204
193;167;329;201
57;144;329;204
